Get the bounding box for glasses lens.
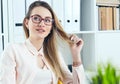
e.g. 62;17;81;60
31;15;54;25
32;15;41;23
44;18;53;25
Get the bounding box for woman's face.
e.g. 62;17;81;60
25;6;53;39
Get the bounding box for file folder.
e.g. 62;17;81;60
115;7;119;30
64;0;73;33
72;0;80;32
52;0;64;27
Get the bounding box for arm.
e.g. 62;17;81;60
62;34;87;84
0;45;16;84
60;55;87;84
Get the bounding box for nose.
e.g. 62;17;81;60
38;20;45;26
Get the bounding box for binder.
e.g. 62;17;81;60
64;0;73;33
113;7;119;30
113;7;117;30
116;7;120;30
52;0;64;27
72;0;80;32
97;0;119;3
106;7;113;30
99;7;113;30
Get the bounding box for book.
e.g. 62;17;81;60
98;7;113;30
97;0;120;3
98;5;120;30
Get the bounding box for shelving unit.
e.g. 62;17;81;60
80;0;120;73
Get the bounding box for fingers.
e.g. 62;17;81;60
69;34;83;46
76;38;83;46
69;34;77;42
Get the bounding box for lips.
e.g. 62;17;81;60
36;29;45;33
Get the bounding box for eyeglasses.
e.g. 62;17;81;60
30;15;54;26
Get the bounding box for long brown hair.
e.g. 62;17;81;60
23;1;73;80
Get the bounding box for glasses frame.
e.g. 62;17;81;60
30;14;54;26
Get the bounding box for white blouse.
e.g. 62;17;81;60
0;39;88;84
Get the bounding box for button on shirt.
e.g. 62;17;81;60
0;39;88;84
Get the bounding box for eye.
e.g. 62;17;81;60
44;18;51;23
44;18;53;23
33;16;40;21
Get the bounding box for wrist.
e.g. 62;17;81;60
73;61;82;67
72;55;81;62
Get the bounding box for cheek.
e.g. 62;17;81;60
46;26;52;33
27;22;35;30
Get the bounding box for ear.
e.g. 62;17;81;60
24;19;29;29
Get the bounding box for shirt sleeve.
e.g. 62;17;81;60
59;55;88;84
0;45;16;84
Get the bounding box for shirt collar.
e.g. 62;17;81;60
25;39;43;56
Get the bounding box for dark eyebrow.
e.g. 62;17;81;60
31;14;41;17
31;14;52;18
45;17;52;19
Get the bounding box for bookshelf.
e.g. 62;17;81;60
79;0;120;73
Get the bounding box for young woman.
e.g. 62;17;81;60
0;1;87;84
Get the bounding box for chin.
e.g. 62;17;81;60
37;35;47;39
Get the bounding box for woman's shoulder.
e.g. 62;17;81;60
3;42;25;53
0;42;25;58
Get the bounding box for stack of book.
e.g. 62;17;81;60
97;0;120;30
97;0;119;4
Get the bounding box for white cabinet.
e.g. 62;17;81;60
8;0;25;43
80;0;120;72
95;32;120;68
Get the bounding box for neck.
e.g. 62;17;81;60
29;37;44;51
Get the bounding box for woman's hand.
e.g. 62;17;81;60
69;34;84;66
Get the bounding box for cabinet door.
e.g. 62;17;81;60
13;0;25;43
10;0;26;43
52;0;64;28
96;33;120;69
